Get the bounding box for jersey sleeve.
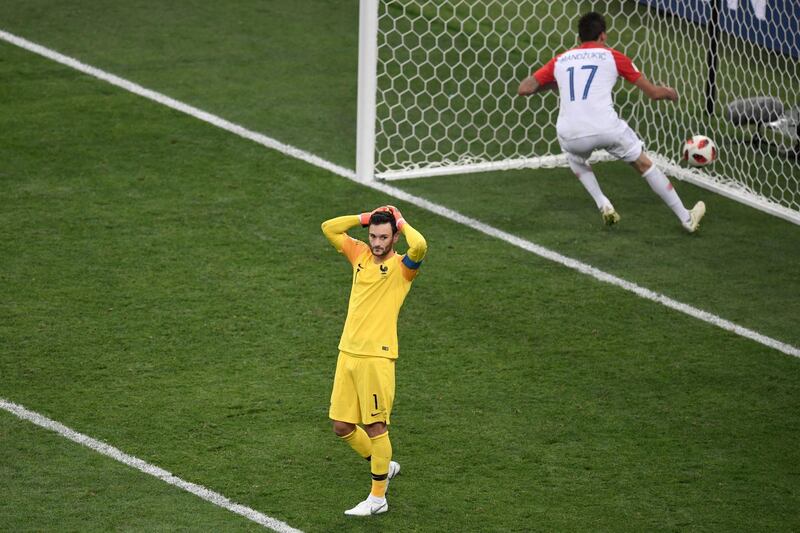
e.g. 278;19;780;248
321;214;367;265
610;48;642;83
399;223;427;281
342;237;368;265
533;56;557;85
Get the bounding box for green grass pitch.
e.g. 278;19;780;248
1;1;799;531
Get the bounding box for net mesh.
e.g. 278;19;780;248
374;0;800;220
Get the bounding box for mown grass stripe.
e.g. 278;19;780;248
0;399;303;533
0;29;796;365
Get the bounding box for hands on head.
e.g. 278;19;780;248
359;205;406;230
360;205;388;226
386;205;406;231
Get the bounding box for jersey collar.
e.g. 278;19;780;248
577;41;607;49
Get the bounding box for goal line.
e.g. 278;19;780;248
357;0;800;225
1;27;797;361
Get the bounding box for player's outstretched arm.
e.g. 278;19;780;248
517;75;557;96
633;76;678;102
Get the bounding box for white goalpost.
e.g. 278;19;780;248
356;0;800;225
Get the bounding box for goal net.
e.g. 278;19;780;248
357;0;800;224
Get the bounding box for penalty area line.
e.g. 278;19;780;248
0;398;303;533
1;29;797;362
367;182;800;361
0;29;352;181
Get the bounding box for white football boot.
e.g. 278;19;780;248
344;496;388;516
683;201;706;233
601;204;620;226
344;461;400;515
385;460;400;493
388;461;401;480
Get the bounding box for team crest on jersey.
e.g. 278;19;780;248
380;264;389;275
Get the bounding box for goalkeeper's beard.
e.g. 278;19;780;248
372;245;392;258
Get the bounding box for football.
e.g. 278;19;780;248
682;135;718;167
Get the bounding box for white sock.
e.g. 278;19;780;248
642;165;690;223
368;494;386;504
568;158;610;210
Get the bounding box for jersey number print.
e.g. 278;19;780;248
566;64;598;101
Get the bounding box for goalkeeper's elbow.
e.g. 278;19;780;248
320;218;341;244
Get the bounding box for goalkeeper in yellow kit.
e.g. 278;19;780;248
321;204;427;516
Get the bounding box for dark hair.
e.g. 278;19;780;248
578;12;606;42
369;210;397;234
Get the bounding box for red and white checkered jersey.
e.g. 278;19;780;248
534;42;642;140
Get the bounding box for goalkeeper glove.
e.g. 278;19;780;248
387;205;406;231
360;206;390;227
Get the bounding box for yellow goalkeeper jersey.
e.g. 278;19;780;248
322;215;427;359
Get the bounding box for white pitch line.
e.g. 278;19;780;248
1;30;798;363
0;399;302;533
366;183;800;360
0;29;353;181
1;28;798;360
0;23;798;531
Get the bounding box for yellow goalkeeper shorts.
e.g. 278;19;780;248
329;351;395;425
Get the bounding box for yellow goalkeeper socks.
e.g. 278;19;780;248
369;432;392;499
340;426;372;460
